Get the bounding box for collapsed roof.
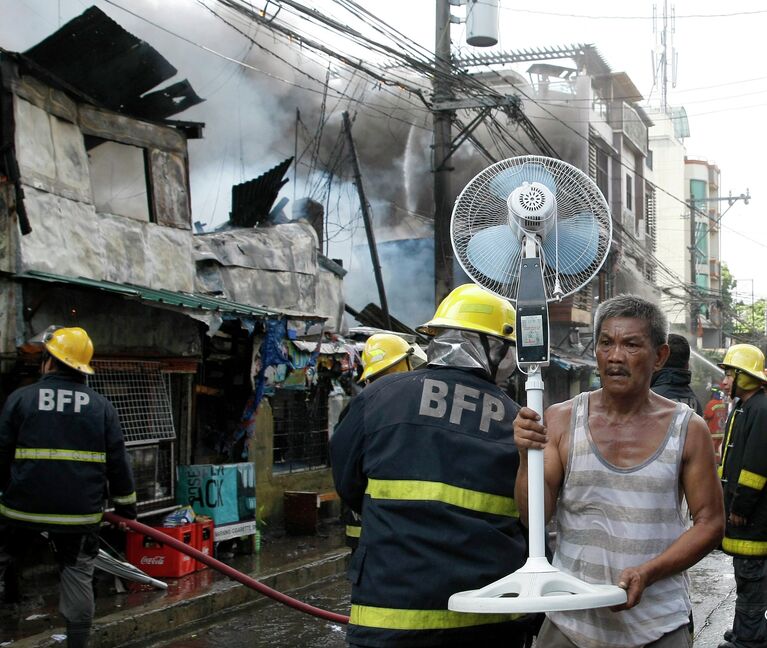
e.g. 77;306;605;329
21;5;203;122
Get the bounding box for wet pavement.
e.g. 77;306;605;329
689;550;738;646
0;521;744;647
147;578;350;647
0;521;351;647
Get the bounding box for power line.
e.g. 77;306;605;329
492;3;767;20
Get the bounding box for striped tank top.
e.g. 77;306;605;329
547;392;692;648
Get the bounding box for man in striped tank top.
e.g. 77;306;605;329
513;294;725;648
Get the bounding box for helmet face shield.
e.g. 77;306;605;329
718;344;767;392
427;329;511;379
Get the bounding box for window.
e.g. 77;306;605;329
89;360;177;508
625;173;633;211
596;148;609;200
591;85;608;119
645;186;657;254
88;360;176;444
85;136;153;222
126;442;175;506
272;388;329;473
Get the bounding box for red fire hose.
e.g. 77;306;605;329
104;512;350;625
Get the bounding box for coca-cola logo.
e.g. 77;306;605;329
140;556;165;565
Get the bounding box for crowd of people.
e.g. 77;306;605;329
1;286;765;648
332;286;767;648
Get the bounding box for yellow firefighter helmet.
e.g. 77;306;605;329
359;334;413;383
44;327;95;375
416;283;516;343
718;343;767;391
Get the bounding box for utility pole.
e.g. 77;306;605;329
342;111;391;329
431;2;549;307
688;190;750;339
433;0;454;307
688;196;699;338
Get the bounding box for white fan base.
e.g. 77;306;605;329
448;557;627;614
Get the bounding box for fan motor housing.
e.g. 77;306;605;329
507;182;556;240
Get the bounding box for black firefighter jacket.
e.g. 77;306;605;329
330;366;529;647
0;372;136;533
650;367;703;416
720;389;767;557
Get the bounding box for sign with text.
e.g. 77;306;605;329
177;464;240;525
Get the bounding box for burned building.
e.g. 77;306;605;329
0;7;348;532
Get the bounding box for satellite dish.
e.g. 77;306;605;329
448;156;625;613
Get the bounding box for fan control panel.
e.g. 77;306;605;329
515;258;550;366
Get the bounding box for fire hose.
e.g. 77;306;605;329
104;512;350;624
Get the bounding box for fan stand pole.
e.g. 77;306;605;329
448;366;627;613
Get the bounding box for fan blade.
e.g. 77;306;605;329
465;225;522;283
488;162;557;200
542;212;600;275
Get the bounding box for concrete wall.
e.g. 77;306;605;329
7;75;195;281
252;400;336;525
649;110;689;327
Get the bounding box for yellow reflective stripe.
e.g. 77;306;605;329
722;536;767;557
113;492;137;505
350;604;520;629
719;410;738;473
15;448;106;463
738;470;767;491
0;503;102;526
460;303;493;314
366;479;517;517
345;524;361;538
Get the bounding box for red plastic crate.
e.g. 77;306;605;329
193;520;215;571
126;524;196;578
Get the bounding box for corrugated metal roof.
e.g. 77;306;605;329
291;340;355;355
21;6;203;121
230;157;293;228
15;270;324;321
350;302;428;344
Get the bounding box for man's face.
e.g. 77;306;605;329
721;371;735;398
595;317;668;395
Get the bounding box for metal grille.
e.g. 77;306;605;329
272;389;329;474
89;361;176;445
127;441;175;506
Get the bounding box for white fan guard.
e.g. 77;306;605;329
451;155;612;302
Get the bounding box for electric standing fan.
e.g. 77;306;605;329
447;155;627;613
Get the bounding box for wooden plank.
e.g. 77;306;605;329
11;74;78;124
79;104;186;153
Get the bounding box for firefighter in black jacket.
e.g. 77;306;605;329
650;332;703;415
342;334;424;551
331;284;530;647
718;343;767;648
0;327;136;648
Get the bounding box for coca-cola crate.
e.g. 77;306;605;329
193;519;214;571
126;524;195;578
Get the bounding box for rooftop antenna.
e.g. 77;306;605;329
653;1;677;112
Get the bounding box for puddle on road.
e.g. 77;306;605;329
150;577;350;647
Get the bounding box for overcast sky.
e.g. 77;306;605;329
5;0;767;306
